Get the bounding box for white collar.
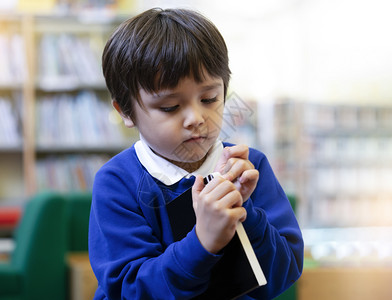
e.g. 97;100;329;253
134;135;223;185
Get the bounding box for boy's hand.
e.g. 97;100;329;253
192;175;246;254
214;145;259;202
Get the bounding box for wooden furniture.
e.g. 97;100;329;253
68;253;97;300
298;267;392;300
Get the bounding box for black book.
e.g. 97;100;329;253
166;174;266;300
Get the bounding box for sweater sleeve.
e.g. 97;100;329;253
241;150;304;299
88;163;221;299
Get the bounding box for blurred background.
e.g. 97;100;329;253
0;0;391;299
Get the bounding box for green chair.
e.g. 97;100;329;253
65;192;92;252
273;283;296;300
0;192;67;300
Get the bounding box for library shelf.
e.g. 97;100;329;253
265;100;392;228
0;12;135;205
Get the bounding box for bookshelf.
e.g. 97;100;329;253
267;100;392;228
0;14;26;204
0;13;137;204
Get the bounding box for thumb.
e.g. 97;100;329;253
192;175;205;195
192;175;205;210
214;147;230;174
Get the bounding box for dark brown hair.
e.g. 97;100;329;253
102;8;231;121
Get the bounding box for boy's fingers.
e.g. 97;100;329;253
228;206;247;223
225;144;249;160
215;145;250;176
239;169;259;184
199;176;244;208
238;208;247;223
220;189;243;208
222;158;254;181
200;175;224;195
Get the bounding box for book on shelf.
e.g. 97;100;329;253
38;33;105;90
0;97;21;147
0;34;26;85
166;173;266;300
36;154;110;192
35;91;130;148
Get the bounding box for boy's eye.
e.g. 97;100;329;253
201;97;218;104
160;105;179;112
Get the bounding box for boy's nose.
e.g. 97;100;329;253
184;105;204;128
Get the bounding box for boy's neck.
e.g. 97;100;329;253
155;154;207;173
164;156;208;173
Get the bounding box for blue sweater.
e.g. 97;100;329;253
89;143;303;299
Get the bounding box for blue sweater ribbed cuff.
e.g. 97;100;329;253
173;227;222;279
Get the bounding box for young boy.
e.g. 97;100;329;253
89;8;303;300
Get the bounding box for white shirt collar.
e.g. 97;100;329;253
134;135;223;185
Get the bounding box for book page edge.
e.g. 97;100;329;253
236;222;267;286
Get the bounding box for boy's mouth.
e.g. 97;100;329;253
185;136;206;143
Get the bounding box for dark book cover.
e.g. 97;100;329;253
166;176;266;300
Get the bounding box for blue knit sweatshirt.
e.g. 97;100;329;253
88;143;303;299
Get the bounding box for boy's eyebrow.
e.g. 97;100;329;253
152;91;180;99
153;82;223;99
200;82;223;92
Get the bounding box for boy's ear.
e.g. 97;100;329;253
112;100;135;128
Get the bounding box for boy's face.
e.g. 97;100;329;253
123;73;224;171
